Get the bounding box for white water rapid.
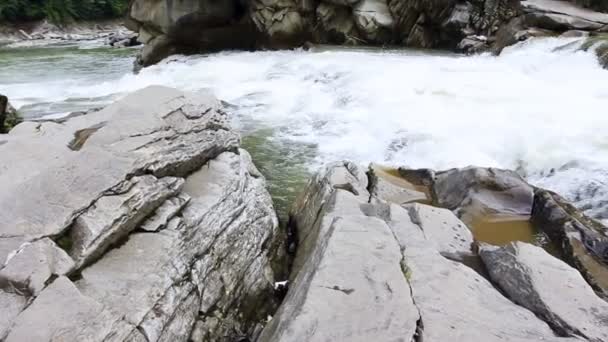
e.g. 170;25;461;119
1;38;607;221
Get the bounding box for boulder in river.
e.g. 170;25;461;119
433;166;535;224
0;86;284;341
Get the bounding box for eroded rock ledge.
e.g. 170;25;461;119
0;86;285;341
262;161;608;341
126;0;608;68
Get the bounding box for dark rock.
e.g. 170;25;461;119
570;0;608;13
128;0;524;66
0;95;21;134
532;189;608;297
107;32;141;48
433;167;535;224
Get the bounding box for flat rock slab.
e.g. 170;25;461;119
0;291;26;340
0;238;73;296
407;203;474;259
388;204;571;342
260;212;419;342
522;0;608;24
5;276;132;342
481;242;608;342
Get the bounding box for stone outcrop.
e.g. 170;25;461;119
0;86;284;341
261;161;593;341
127;0;608;66
494;0;608;53
127;0;523;66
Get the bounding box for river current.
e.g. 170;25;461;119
1;38;607;221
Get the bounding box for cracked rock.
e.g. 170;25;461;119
0;86;283;341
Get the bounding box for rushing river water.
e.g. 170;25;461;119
1;39;607;221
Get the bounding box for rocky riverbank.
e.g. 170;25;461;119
0;19;137;48
0;86;286;341
125;0;608;68
1;86;607;341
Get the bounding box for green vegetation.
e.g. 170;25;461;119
0;0;129;24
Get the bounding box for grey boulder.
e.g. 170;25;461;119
433;167;534;224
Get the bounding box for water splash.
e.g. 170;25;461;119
1;38;607;223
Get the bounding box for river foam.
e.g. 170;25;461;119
1;37;607;222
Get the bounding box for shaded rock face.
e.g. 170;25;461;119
128;0;258;67
0;86;283;341
262;161;587;341
128;0;522;66
128;0;608;66
0;94;21;134
532;189;608;297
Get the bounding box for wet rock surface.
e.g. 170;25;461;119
0;86;283;341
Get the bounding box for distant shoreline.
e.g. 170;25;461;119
0;19;132;47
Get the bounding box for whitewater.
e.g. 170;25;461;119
1;37;607;221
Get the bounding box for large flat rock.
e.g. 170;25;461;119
522;0;608;25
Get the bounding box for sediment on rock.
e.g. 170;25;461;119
0;86;284;341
